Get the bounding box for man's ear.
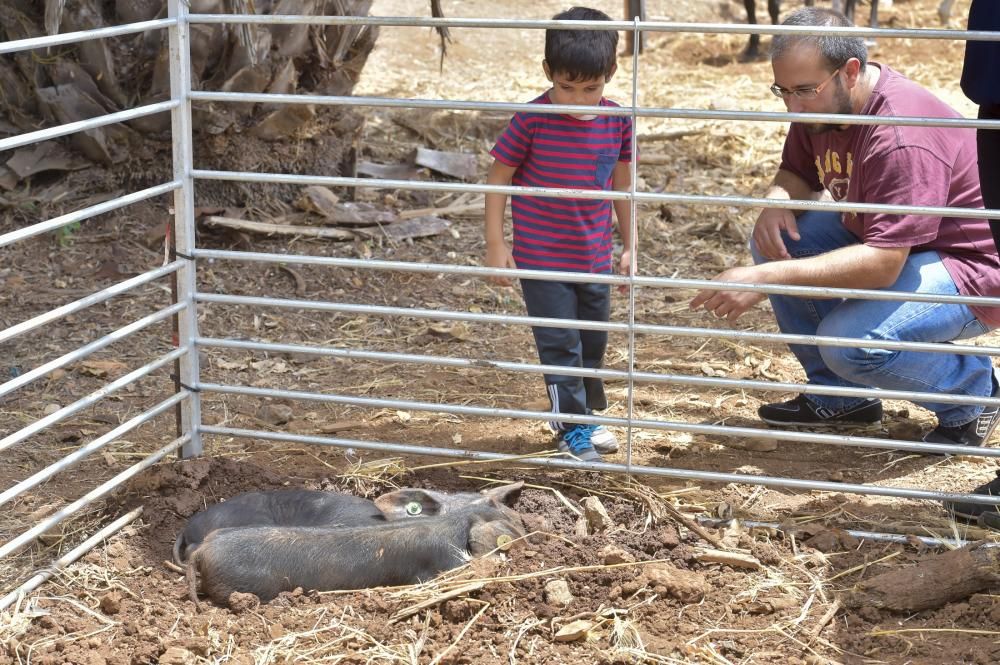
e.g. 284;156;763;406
843;57;863;87
605;63;618;82
543;60;553;82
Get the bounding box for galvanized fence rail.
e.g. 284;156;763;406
0;6;194;610
2;5;1000;609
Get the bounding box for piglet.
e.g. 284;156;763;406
185;500;526;607
173;482;523;564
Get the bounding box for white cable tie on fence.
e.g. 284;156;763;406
0;18;178;55
200;425;1000;506
0;303;186;401
0;261;184;345
0;436;187;560
0;392;189;508
0;508;144;612
0;182;182;249
0;347;188;454
198;382;1000;455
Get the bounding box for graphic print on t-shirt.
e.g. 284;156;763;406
814;147;853;202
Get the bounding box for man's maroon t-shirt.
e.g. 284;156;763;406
780;64;1000;327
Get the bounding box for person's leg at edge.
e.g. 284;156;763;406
979;104;1000;252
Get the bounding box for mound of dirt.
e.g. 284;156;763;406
8;458;999;664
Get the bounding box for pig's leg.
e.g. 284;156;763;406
185;559;202;610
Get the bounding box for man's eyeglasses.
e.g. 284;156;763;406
770;68;841;100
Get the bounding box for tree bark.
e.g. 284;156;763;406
844;542;1000;612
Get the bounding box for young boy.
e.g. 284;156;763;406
484;6;634;463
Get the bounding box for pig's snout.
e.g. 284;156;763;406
467;506;527;555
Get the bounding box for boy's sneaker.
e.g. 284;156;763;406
922;375;1000;450
758;395;883;427
944;471;1000;521
558;425;603;463
590;426;619;454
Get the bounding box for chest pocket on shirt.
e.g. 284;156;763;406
595;153;617;187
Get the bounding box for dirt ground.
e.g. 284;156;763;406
3;0;1000;663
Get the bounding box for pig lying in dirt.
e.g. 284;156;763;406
173;482;523;564
185;499;527;607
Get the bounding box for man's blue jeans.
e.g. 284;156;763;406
750;211;994;428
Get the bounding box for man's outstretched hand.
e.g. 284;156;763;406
689;266;769;322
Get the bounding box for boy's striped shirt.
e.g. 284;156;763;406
490;93;633;273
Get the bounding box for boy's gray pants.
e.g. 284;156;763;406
520;278;610;431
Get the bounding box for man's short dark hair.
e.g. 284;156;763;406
545;6;618;81
771;7;868;70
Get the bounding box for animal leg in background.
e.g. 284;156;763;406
623;0;646;55
743;0;781;59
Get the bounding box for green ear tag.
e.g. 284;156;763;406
496;534;513;551
405;502;422;516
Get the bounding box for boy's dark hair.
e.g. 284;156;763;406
771;8;868;71
545;7;618;81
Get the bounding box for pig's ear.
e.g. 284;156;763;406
374;489;444;518
479;481;524;506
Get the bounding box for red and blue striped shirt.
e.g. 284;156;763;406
490;93;633;274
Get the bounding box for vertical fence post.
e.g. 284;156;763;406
167;0;203;458
623;14;642;476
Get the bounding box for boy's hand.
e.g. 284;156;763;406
616;250;633;294
486;242;517;286
617;250;633;276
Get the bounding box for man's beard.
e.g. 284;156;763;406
805;80;853;134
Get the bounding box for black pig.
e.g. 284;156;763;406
185;500;526;607
172;482;523;564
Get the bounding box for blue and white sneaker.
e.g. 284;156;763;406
550;422;618;454
558;425;603;463
590;426;619;454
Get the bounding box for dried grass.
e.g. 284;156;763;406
0;501;111;607
337;455;410;497
253;606;430;664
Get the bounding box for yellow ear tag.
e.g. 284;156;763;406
496;534;513;551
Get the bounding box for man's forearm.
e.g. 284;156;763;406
765;169;821;203
755;244;908;290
